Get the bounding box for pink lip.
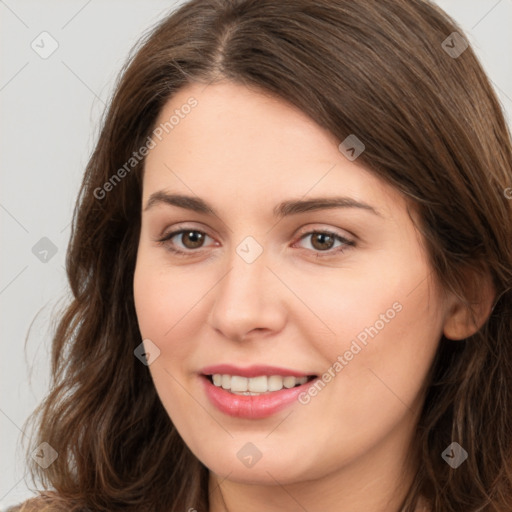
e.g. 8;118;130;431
201;376;315;419
200;364;314;378
199;365;318;419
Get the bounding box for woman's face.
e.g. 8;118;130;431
133;81;450;490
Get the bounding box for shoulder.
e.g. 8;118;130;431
4;498;43;511
4;498;40;512
5;497;52;512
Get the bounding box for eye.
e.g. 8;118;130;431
156;228;215;255
294;230;354;257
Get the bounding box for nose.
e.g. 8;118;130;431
207;245;287;342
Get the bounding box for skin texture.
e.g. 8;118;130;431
133;81;468;512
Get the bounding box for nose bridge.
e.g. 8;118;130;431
208;238;285;340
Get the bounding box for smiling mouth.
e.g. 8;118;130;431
203;374;317;395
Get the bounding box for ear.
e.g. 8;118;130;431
442;267;496;340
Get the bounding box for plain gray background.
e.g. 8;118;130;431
1;0;511;508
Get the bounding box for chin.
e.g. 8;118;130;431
201;447;322;485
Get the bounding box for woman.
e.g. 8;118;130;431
10;0;512;510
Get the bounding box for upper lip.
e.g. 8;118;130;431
200;364;317;378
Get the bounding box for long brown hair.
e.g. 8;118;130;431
11;0;512;510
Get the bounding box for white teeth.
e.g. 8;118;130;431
230;376;248;392
221;374;231;389
248;375;267;392
210;374;310;393
268;375;283;391
283;376;297;388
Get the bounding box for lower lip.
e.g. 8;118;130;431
201;375;316;419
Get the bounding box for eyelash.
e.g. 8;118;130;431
155;226;355;259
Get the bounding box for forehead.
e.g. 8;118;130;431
142;81;405;220
151;80;340;160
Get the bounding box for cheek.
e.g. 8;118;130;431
133;252;223;404
318;282;443;443
281;256;435;362
133;257;207;427
295;256;444;430
133;250;205;344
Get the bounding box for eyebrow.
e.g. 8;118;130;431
143;191;382;218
